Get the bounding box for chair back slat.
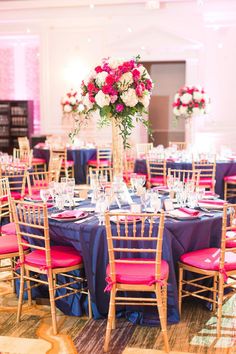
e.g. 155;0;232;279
169;141;186;150
147;159;167;185
136;143;153;158
105;211;165;283
168;168;200;188
0;164;27;197
26;170;58;196
11;200;51;267
0;177;11;220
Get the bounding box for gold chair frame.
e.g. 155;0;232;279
146;159;167;189
50;146;74;179
104;211;169;353
192;158;216;193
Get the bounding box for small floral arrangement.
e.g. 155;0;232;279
172;85;210;118
80;55;153;147
61;89;84;114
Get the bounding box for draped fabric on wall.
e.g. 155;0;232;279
0;41;40;133
0;48;15;99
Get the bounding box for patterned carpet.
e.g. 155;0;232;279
0;279;236;354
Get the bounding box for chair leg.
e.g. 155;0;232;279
178;266;183;316
17;267;25;323
156;286;170;353
224;182;227;200
104;288;116;352
162;282;168;328
10;258;16;293
25;268;32;306
212;275;217;312
48;271;57;335
216;274;224;337
88;290;92;319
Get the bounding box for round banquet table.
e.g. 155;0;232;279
134;159;236;200
21;198;223;326
33;146;97;184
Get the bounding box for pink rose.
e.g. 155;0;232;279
116;103;124;113
145;79;153;91
110;95;118;103
135;83;145;97
95;66;103;73
132;69;140;81
105;75;116;86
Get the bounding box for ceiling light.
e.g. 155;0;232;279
89;4;94;9
127;27;132;33
87;37;92;43
217;43;223;49
145;1;160;10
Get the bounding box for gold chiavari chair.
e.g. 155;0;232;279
18;136;46;172
0;178;30;292
146;159;167;189
167;168;200;189
136;142;153;159
87;146;112;184
169;141;186;151
192;157;216;193
104;211;169;353
13;148;32;167
26;170;59;197
178;203;236;337
48;155;62;175
50;146;74;178
224;174;236;201
0;163;27;200
123;150;135;186
11;199;92;335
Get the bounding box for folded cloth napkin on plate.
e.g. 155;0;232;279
51;210;85;219
198;199;226;205
119;215;141;222
178;208;200;216
153;186;168;191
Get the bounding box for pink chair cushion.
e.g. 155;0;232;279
106;258;169;285
199;178;214;187
0;235;28;254
62;160;74;167
0;191;23;202
25;246;83;269
88;159;111;166
226;231;236;248
32;158;46;164
1;222;16;235
224;175;236;182
149;176;165;185
180;248;236;272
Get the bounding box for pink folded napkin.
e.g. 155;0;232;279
178;208;200;217
198;199;226;205
153;186;168;191
120;215;141;222
51;210;86;219
35;143;45;148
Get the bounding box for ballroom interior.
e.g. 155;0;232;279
0;1;236;354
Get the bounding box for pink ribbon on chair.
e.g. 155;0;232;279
104;277;116;292
39;265;52;276
219;268;228;282
148;278;165;287
14;260;25;271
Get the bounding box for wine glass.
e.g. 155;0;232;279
95;193;108;225
150;192;162;212
40;189;51;203
99;173;108;192
140;190;152;212
130;173;137;193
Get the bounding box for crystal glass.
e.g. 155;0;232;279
99;173;108;192
130;173;137;193
150;192;162;212
95;194;108;225
55;194;65;210
140;190;152;212
40;188;51;203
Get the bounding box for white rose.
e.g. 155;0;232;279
137;65;151;80
95;90;111;108
179;105;188;115
82;93;93;110
69;96;76;105
61;95;69;104
95;71;108;88
118;72;133;91
174;93;180;101
78;103;85;112
192;107;201;115
173;107;181;116
63;104;72;113
193;91;202;101
108;58;124;69
69;89;77;96
180;93;192;104
139;91;150;108
121;88;138;107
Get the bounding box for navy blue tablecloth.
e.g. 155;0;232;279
22;199;223;326
134;159;236;199
33;147;96;184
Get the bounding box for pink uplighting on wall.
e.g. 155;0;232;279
0;36;40;133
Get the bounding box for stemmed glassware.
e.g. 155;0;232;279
40;188;51;203
140;189;152;212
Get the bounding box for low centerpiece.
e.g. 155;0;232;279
75;55;153;176
172;85;210;148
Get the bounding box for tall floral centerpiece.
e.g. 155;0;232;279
80;56;153;176
172;85;210;148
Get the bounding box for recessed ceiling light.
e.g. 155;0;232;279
89;4;94;9
87;37;92;43
217;43;223;49
26;28;31;33
127;27;132;33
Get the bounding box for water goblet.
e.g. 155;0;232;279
40;188;51;203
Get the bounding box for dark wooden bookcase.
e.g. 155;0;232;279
0;100;34;154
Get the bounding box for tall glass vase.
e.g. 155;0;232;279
185;116;194;149
112;117;123;177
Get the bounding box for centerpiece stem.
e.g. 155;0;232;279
112;117;123;177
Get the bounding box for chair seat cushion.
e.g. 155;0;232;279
62;160;74;167
25;246;83;269
1;222;16;235
32;158;46;164
180;247;236;272
106;258;169;285
224;175;236;182
149;176;165;185
0;235;28;254
88;159;111;166
226;231;236;248
1;191;23;202
199;178;214;187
